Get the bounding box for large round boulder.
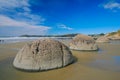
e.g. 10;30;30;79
96;36;110;43
69;34;98;51
13;39;74;71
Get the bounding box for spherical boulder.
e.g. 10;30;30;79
13;39;74;71
96;36;110;43
69;34;98;51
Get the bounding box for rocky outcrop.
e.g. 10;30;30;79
107;34;120;40
13;39;74;71
105;30;120;40
69;34;98;51
96;36;110;43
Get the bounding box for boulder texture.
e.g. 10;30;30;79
69;34;98;51
13;39;74;71
96;36;110;43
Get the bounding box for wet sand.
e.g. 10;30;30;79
0;41;120;80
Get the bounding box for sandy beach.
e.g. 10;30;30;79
1;0;120;79
0;40;120;80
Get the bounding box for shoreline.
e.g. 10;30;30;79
0;37;73;44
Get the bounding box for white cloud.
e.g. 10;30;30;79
58;24;73;30
0;0;45;24
0;0;51;36
102;1;120;10
17;12;45;25
0;0;30;12
0;15;51;35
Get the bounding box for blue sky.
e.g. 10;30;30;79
0;0;120;36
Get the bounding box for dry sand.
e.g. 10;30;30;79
0;40;120;80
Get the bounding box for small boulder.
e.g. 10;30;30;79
69;34;98;51
13;39;74;71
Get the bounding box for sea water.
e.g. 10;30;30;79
0;36;72;44
0;37;40;44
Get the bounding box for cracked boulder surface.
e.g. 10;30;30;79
13;38;74;71
69;34;98;51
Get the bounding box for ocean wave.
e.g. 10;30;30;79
0;37;72;44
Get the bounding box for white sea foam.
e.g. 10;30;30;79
0;37;72;44
0;37;41;44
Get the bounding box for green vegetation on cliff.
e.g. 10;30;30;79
108;30;120;36
118;30;120;36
